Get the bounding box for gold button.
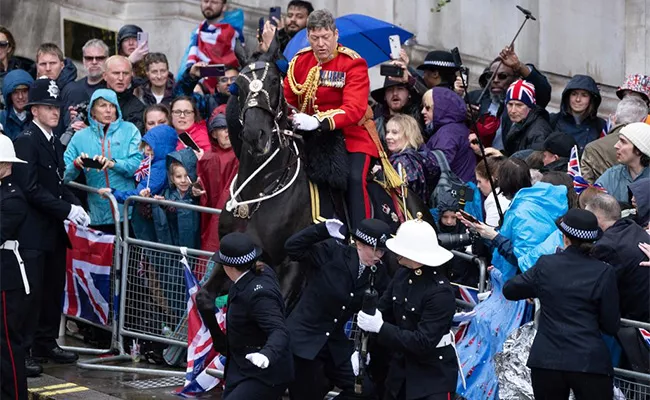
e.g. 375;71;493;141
392;296;396;301
415;269;422;276
334;319;338;323
404;298;408;302
350;293;354;297
408;279;412;284
341;306;346;310
326;332;330;336
411;307;415;311
402;315;406;320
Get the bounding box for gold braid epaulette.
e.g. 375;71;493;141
287;51;321;113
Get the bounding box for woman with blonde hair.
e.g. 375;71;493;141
385;113;440;204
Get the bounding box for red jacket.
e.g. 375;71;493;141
176;120;212;153
284;45;378;158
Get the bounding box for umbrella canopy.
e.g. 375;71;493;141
283;14;414;68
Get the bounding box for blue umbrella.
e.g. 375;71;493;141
283;14;414;68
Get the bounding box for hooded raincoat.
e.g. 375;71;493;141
629;177;649;228
389;147;440;205
456;182;568;399
0;69;34;140
550;75;607;153
424;87;476;182
63;89;142;225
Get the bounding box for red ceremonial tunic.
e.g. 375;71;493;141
284;45;379;158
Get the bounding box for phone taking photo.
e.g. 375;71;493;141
137;32;149;47
458;209;478;224
388;35;401;60
258;17;265;41
269;6;281;26
80;157;104;170
199;64;226;78
178;132;201;152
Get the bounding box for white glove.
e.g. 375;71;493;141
68;205;91;227
292;113;320;131
245;352;269;369
357;310;384;333
325;219;345;239
351;350;371;376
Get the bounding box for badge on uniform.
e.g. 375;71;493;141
254;284;263;291
320;70;346;88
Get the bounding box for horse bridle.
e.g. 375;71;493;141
226;61;302;217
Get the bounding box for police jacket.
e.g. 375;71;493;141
0;177;28;291
284;223;390;366
591;219;650;322
12;122;80;251
503;246;620;375
377;266;458;399
225;265;294;387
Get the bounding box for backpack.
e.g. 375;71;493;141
429;150;471;214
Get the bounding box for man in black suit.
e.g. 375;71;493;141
285;218;392;400
12;78;90;374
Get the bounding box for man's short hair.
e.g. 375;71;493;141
36;43;64;62
144;53;169;70
104;55;132;71
585;193;621;222
288;0;314;15
615;95;649;125
307;9;336;32
82;39;109;56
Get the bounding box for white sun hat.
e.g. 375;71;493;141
386;216;453;267
0;133;27;163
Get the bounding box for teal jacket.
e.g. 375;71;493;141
64;89;142;225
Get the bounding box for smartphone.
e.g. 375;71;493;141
81;157;104;169
137;32;149;47
388;34;401;60
178;132;201;152
380;64;403;77
258;17;265;41
199;64;226;78
458;209;478;224
269;6;281;26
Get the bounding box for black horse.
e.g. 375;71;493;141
196;38;434;349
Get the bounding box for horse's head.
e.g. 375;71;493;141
233;38;288;157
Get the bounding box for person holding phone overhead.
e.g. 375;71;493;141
64;89;143;234
170;96;211;152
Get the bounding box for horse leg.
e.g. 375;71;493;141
196;263;229;353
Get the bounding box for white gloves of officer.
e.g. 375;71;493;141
67;204;91;227
292;112;320;131
357;310;384;333
325;219;345;239
245;352;270;369
351;350;371;376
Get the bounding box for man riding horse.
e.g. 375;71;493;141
286;9;398;231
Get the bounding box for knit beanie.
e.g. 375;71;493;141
620;122;650;157
505;79;536;108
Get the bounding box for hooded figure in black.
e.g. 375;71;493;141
550;75;607;154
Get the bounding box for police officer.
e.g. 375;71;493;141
285;218;392;399
219;232;294;399
12;78;90;372
0;133;30;399
358;216;459;400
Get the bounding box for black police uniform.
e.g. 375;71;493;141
13;118;80;359
223;265;294;400
376;266;458;400
503;246;620;400
0;177;29;399
284;223;390;400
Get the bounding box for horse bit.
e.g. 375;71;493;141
226;62;302;219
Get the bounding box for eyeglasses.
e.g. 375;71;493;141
0;41;9;48
83;55;107;62
219;76;237;84
172;110;195;117
495;72;513;81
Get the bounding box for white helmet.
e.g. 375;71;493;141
0;134;26;163
386;216;453;266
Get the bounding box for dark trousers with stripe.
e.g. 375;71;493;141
347;153;373;232
1;289;28;400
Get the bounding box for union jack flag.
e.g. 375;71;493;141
134;155;151;183
453;285;479;342
567;145;581;177
177;254;227;397
507;80;536;105
640;328;650;348
63;222;114;326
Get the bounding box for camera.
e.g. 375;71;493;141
438;231;478;250
60;101;89;147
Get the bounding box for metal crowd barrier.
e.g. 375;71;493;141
614;318;650;399
77;195;222;377
451;249;489;293
60;182;123;360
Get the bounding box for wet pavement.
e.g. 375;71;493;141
28;337;225;399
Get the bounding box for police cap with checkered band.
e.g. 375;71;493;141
349;219;392;250
556;209;602;242
211;232;263;268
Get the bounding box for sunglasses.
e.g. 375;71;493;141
83;55;107;62
470;139;479;145
494;72;513;81
0;41;9;48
